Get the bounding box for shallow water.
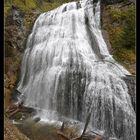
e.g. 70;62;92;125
15;118;82;140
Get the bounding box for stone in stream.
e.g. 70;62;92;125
33;117;41;123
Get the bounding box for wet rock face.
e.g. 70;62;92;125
101;0;124;5
16;0;136;139
101;30;112;53
123;76;136;111
101;0;135;5
4;8;41;110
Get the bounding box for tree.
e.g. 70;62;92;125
121;5;135;49
21;0;26;6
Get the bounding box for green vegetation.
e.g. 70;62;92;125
4;0;78;15
109;4;135;50
103;3;136;73
121;5;135;50
14;112;23;120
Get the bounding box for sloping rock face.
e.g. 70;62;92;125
4;118;30;140
4;8;40;109
101;0;124;4
4;8;41;140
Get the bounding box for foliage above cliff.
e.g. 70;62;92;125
108;4;135;49
4;0;78;15
102;2;136;74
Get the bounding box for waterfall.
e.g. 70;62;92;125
16;0;136;139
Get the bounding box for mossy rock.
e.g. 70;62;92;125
14;112;23;120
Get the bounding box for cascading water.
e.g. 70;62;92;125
16;0;136;139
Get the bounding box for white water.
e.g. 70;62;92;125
16;0;136;139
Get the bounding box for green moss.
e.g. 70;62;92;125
113;47;136;64
14;112;23;120
4;111;8;117
41;2;62;12
4;6;11;16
